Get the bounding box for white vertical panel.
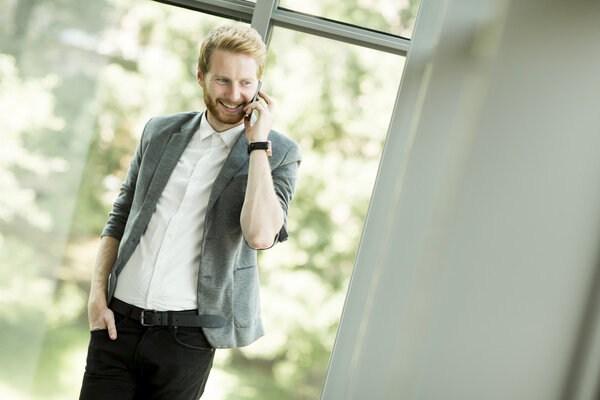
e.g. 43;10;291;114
322;0;600;399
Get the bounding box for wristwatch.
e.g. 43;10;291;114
247;141;272;157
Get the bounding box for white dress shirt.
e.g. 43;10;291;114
114;113;244;311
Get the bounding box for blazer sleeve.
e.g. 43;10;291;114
101;119;151;240
270;140;302;244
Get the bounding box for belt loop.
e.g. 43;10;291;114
167;311;173;329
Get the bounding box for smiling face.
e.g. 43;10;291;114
198;49;260;132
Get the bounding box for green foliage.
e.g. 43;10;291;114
281;0;418;37
0;0;418;399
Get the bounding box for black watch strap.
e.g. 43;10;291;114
247;141;272;156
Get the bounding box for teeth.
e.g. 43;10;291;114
221;102;240;108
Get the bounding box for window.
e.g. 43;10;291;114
224;26;404;398
0;0;417;398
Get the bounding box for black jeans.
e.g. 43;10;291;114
79;303;215;400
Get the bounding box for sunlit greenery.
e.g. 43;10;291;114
279;0;419;37
0;0;413;399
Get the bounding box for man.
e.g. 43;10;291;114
79;23;301;400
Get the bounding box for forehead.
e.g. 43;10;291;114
207;49;259;78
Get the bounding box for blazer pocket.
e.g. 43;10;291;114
233;266;260;328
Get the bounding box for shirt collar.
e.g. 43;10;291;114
199;111;245;149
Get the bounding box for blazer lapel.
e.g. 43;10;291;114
143;114;201;207
206;131;249;213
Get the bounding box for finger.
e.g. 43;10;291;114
251;101;266;115
244;96;263;113
244;102;267;120
253;99;272;115
244;102;255;117
258;90;273;105
257;95;275;113
105;313;118;340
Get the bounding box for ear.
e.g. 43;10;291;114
197;69;205;87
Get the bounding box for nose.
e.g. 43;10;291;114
227;83;242;101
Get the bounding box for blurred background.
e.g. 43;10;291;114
0;0;418;398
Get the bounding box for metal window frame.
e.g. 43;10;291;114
153;0;410;55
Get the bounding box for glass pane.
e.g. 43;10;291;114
279;0;420;37
0;0;404;398
227;26;405;398
0;1;228;399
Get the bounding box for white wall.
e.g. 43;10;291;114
322;0;600;399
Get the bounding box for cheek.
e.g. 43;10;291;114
243;88;255;101
206;88;222;102
206;83;221;95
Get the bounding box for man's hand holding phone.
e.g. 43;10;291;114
244;80;275;143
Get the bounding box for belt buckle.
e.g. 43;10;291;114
140;309;157;326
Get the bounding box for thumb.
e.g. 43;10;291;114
105;314;118;340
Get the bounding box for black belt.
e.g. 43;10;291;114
110;298;225;329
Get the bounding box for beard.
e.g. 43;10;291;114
203;90;246;128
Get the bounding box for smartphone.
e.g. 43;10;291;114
245;80;262;121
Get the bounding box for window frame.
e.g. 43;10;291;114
153;0;410;55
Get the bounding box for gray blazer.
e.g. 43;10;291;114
102;111;301;348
